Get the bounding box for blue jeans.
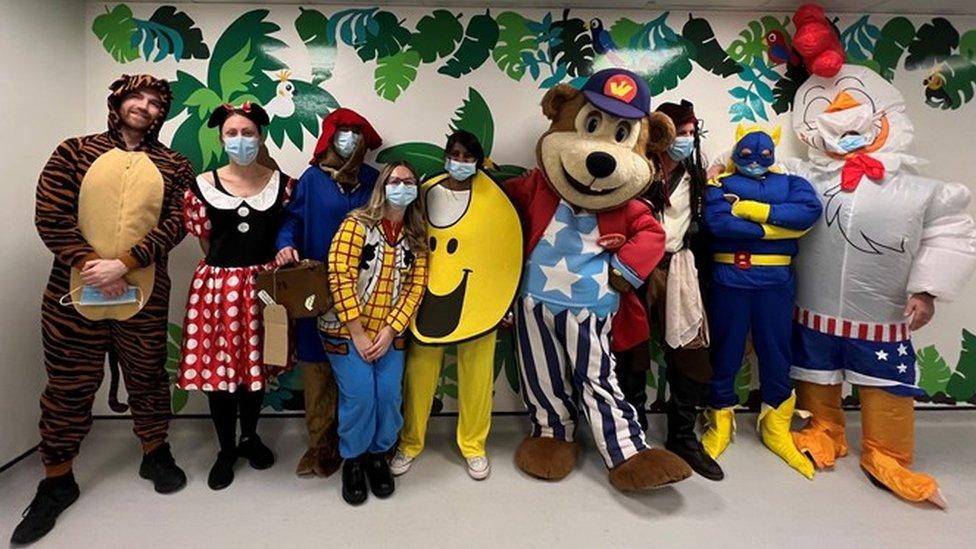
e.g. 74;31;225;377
322;335;406;459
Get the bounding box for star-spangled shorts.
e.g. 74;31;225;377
789;323;923;397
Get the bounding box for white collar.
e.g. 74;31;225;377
196;171;280;211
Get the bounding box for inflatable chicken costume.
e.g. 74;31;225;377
786;4;976;508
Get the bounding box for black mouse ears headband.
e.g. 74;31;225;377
207;101;271;130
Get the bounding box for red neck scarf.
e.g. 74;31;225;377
841;154;885;192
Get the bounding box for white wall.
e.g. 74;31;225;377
0;0;88;464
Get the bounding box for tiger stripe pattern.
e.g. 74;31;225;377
35;74;193;467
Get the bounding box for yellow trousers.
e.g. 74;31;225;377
400;331;496;459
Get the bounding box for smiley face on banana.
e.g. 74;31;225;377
410;170;523;344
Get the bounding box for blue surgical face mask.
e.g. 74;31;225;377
838;134;869;152
667;136;695;161
224;135;260;166
445;158;477;181
386;183;418;209
334;130;360;158
60;285;142;307
735;161;769;178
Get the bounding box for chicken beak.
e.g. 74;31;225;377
825;91;861;113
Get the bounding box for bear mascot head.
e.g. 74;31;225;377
536;69;675;212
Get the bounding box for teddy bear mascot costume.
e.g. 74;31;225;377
786;3;976;508
504;68;693;491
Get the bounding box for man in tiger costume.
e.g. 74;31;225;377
12;74;194;545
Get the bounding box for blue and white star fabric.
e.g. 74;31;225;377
522;201;619;318
790;324;923;397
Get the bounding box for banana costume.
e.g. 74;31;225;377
399;170;522;459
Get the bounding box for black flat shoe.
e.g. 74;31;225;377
208;450;238;491
10;473;80;545
341;456;368;506
139;443;187;494
365;453;395;498
238;435;275;470
666;438;725;481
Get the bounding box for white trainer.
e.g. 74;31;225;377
389;449;415;476
466;455;491;480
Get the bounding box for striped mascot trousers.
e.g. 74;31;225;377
513;296;648;468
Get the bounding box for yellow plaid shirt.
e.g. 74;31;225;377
325;217;428;339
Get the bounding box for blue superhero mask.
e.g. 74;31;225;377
733;131;776;178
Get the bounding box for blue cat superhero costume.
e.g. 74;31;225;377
699;124;822;479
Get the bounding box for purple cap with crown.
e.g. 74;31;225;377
581;68;651;120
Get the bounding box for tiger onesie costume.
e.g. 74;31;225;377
34;74;192;476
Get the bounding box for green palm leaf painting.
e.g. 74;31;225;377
93;4;208;64
377;88;526;181
157;10;338;171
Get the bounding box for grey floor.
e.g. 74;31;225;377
1;412;974;548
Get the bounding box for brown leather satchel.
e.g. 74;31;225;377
255;260;332;318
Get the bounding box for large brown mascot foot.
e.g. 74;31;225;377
608;448;692;492
515;436;580;481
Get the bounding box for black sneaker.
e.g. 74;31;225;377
365;453;395;498
666;438;725;481
207;450;238;491
238;435;275;470
341;456;368;506
139;443;187;494
10;473;80;545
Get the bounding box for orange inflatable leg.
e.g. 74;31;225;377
859;387;946;509
792;381;847;468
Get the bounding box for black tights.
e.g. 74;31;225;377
207;390;265;452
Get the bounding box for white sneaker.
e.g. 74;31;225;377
389;449;415;476
466;455;491;480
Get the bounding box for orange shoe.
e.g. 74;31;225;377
792;418;848;469
861;441;946;509
793;381;847;469
859;387;947;509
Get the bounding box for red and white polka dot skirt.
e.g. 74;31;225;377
177;260;283;392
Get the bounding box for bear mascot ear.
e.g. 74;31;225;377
541;84;583;121
645;111;676;154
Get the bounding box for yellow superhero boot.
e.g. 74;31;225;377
759;392;815;479
792;381;848;468
701;408;735;459
859;387;947;509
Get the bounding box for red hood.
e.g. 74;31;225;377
311;108;382;164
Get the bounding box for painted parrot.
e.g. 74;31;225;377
588;18;619;54
764;30;799;66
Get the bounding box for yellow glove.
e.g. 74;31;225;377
731;200;771;223
761;224;810;240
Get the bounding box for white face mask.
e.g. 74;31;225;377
816;104;878;154
334;130;361;159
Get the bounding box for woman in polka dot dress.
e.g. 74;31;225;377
177;102;295;490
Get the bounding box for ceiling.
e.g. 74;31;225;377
117;0;976;16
